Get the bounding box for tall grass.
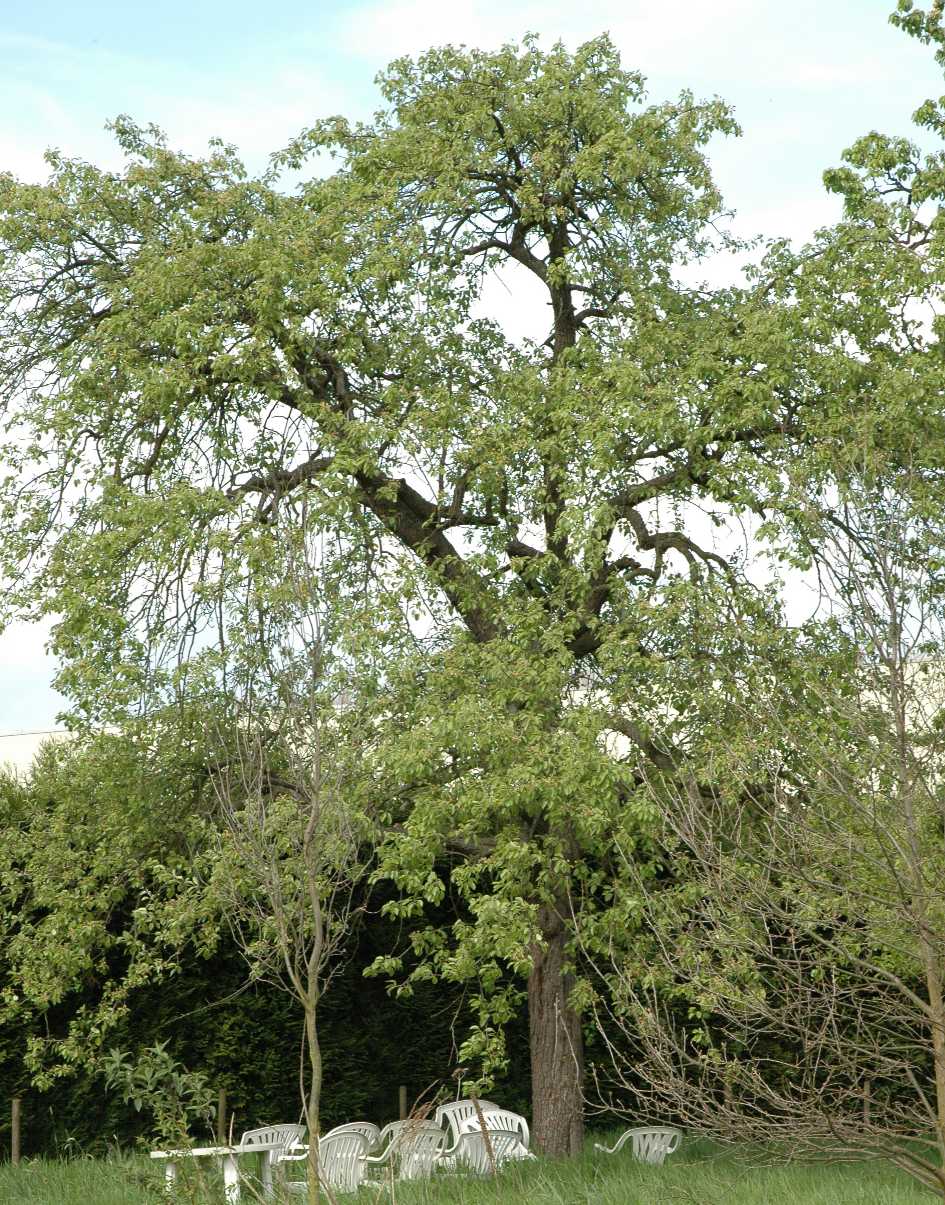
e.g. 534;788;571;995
365;1142;932;1205
0;1152;156;1203
0;1142;931;1204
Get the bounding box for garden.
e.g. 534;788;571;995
3;2;945;1202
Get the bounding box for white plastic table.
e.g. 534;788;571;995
150;1142;283;1202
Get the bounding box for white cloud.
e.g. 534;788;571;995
335;0;909;93
133;68;353;167
475;258;550;345
0;619;56;672
337;0;934;109
338;0;755;68
792;54;895;87
341;0;516;59
2;38;353;184
0;620;68;732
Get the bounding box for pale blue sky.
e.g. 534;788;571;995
1;0;943;734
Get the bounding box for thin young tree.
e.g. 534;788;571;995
207;591;368;1205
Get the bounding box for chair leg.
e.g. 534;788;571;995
260;1154;275;1198
222;1154;241;1204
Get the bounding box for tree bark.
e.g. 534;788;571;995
528;902;584;1156
303;995;322;1205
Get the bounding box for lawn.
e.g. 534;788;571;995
0;1141;932;1204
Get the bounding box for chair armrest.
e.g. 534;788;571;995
363;1135;398;1166
276;1145;309;1165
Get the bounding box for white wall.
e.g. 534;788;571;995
0;730;70;776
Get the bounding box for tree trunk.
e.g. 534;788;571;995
528;902;584;1156
303;999;322;1205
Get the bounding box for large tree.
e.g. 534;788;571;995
0;32;930;1152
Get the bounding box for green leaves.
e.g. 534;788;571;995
0;720;223;1083
6;25;945;1103
104;1041;216;1145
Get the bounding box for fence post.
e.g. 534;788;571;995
398;1085;407;1120
217;1088;227;1145
11;1098;21;1166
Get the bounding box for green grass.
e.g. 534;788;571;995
0;1152;157;1204
0;1142;933;1205
367;1142;934;1205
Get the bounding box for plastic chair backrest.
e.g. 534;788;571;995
479;1108;529;1149
454;1120;522;1173
433;1100;499;1144
322;1121;380;1150
317;1128;370;1192
396;1122;445;1180
372;1120;443;1178
239;1124;305;1154
627;1127;682;1165
374;1119;412;1154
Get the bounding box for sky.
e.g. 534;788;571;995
1;0;943;761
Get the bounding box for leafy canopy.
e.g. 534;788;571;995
3;30;945;1076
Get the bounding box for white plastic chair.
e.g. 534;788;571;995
365;1120;445;1181
238;1123;305;1190
479;1103;530;1151
594;1126;682;1165
239;1124;306;1155
447;1117;523;1174
280;1128;371;1194
433;1100;500;1146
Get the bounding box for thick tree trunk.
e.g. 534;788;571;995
528;902;584;1157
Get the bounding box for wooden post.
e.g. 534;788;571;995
216;1088;227;1145
398;1085;407;1121
11;1098;21;1166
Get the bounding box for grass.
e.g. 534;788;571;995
372;1141;934;1205
0;1151;156;1204
0;1140;933;1204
